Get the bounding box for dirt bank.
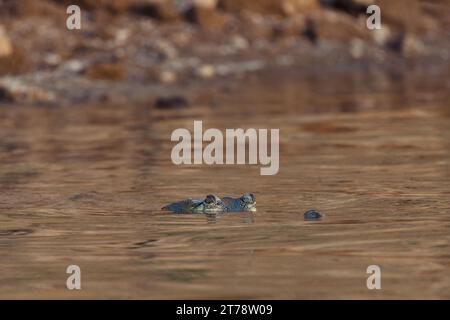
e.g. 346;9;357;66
0;0;449;106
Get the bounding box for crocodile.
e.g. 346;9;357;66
162;194;227;214
222;193;257;212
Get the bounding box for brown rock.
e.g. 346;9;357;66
218;0;319;16
0;46;29;76
194;0;218;9
0;26;13;58
273;16;307;38
0;80;55;104
320;0;440;35
306;9;370;43
51;0;137;13
85;63;126;81
1;0;64;17
237;11;276;40
185;4;230;31
372;0;439;35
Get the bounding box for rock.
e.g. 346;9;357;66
318;0;367;16
63;59;86;73
0;85;15;103
0;79;55;104
154;40;178;60
184;4;230;31
114;29;130;46
131;1;181;22
237;11;276;40
159;70;178;84
373;0;439;35
0;46;29;75
273;15;307;38
84;63;125;81
282;0;320;16
371;26;407;54
0;25;13;58
350;38;365;59
402;33;427;57
194;0;218;9
218;0;320;16
321;0;439;35
43;53;62;67
154;95;189;109
376;31;427;56
1;0;63;17
382;31;405;53
371;26;392;47
305;9;370;43
230;35;249;50
304;209;323;220
196;64;216;79
51;0;136;14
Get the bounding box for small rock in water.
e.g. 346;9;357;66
154;95;189;109
304;209;323;220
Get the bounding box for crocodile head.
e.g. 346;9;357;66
196;194;227;213
239;193;256;212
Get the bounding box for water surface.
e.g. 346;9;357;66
1;71;449;299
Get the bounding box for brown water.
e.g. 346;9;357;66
0;71;449;299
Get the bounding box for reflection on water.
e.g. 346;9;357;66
0;71;449;299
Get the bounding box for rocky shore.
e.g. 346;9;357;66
0;0;449;106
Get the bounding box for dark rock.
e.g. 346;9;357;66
154;95;189;109
319;0;367;17
0;85;15;103
302;18;318;43
131;1;181;22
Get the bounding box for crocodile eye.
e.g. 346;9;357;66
242;193;255;203
205;194;217;204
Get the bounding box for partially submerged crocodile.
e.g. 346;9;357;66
162;194;227;214
162;193;256;214
222;193;256;212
